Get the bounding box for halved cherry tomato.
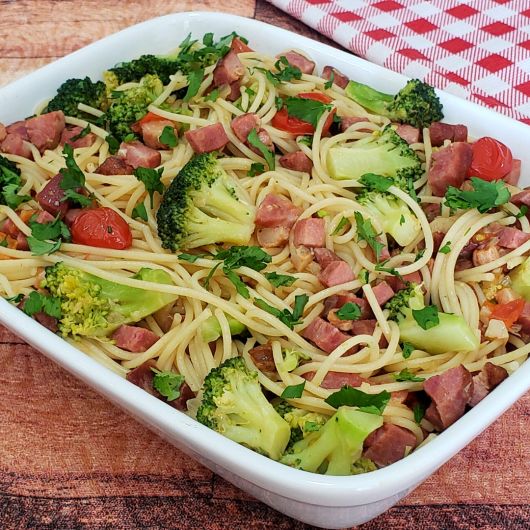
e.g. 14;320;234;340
231;37;252;54
131;112;167;134
468;137;513;181
484;298;525;328
272;92;336;136
71;207;132;250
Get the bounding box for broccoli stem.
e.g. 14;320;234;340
345;81;393;116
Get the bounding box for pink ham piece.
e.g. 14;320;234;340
516;302;530;334
119;141;161;169
498;227;530;249
231;113;259;142
256;226;290;248
327;309;355;332
303;317;350;353
422;202;441;222
428;122;468;147
185;123;229;154
340;116;371;133
226;82;241;102
112;325;159;353
37;174;71;217
6;120;29;139
0;123;6;142
395;124;420;145
322;66;349;89
424;365;473;431
0;134;32;159
95;156;134;175
60;126;96;149
504;158;521;186
323;292;372;320
279;151;312;173
364;424;417;467
350;319;377;336
428;142;473;197
248;343;276;373
385;271;422;292
319;260;355;288
511;189;530;207
26;111;65;153
213;51;245;87
293;218;325;248
302;370;363;389
372;281;395;306
255;193;301;229
140;119;176;150
279;51;315;75
468;362;508;407
249;128;274;156
313;248;341;269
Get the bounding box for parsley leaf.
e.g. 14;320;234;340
63;189;92;207
255;294;308;330
178;252;208;263
29;217;70;242
412;305;439;330
159;126;177;148
134;167;165;208
444;177;511;213
4;293;24;303
265;271;297;288
439;241;451;254
2;183;31;209
281;381;305;399
359;269;370;285
275;97;284;111
374;262;402;279
516;205;528;219
324;70;334;90
359;173;393;192
132;202;148;221
22;290;62;318
106;135;120;154
205;88;220;102
215;246;271;272
224;269;250;299
152;369;185;401
60;144;86;190
183;68;204;102
298;135;313;147
247;129;275;170
261;56;302;86
70;124;91;142
203;262;222;289
27;237;62;256
285;97;332;128
336;302;361;321
393;368;425;382
354;211;384;261
331;216;349;236
0;156;30;208
401;342;415;359
316;210;329;218
413;402;426;424
325;386;390;415
247;162;265;177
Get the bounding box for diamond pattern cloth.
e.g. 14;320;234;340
267;0;530;124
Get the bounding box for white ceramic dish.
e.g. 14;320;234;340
1;11;529;529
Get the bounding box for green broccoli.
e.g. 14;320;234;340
156;153;256;251
106;74;164;141
44;77;108;121
385;282;479;354
351;457;377;475
201;314;246;342
42;263;178;338
280;407;383;475
196;357;291;460
509;256;530;301
327;126;423;184
345;78;443;129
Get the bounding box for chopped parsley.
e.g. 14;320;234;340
325;386;390;415
412;305;439;330
359;173;393;192
247;129;275;170
247;162;265;177
132;202;148;221
261;56;302;86
439;241;451;254
324;70;334;90
22;291;62;319
70;124;91;142
413;402;426;424
281;381;305;399
336;302;361;321
133;167;165;207
205;88;220;102
354;211;384;261
159;126;177;148
265;271;297;287
285;96;332;128
401;342;415;359
393;368;425;382
254;294;309;330
331;216;349;236
445;177;511;213
152;369;185;401
183;68;204;102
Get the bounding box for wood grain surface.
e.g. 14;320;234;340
1;1;529;528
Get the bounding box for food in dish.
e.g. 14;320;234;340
1;32;529;476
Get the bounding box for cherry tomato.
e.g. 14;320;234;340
484;298;525;328
131;112;167;134
230;37;252;54
468;137;513;181
272;92;336;136
71;207;132;250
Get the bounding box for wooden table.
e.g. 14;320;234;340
1;2;529;528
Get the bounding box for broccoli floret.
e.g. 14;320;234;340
196;357;290;460
201;314;246;343
106;74;164;141
351;457;377;475
345;78;443;129
157;153;256;251
385;282;425;321
279;349;310;372
42;263;178;338
44;77;108;121
327;126;423;184
280;407;383;475
274;399;328;446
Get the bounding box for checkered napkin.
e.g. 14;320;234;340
267;0;530;125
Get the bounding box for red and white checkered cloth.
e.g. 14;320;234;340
267;0;530;125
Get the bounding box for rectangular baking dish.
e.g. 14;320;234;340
1;11;529;529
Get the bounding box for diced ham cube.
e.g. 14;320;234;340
119;140;161;169
372;281;395;306
0;123;6;142
511;189;530;207
293;218;325;248
15;232;29;251
248;343;275;373
26;111;65;153
231;37;252;54
395;124;420;145
424;365;473;431
323;292;372;320
227;81;241;102
141;119;177;150
516;301;530;334
385;271;422;292
60;126;96;149
504;159;521;186
37;174;70;217
364;424;417;467
95;156;134;175
428;122;468;147
256;226;290;248
327;309;355;331
302;370;363;389
213;51;245;87
468;362;508;407
279;51;315;75
319;260;355;288
33;311;59;333
255;193;301;229
422;202;441;222
472;242;500;267
322;66;349;89
498;227;530;249
428;142;473;197
0;133;32;159
249;128;274;156
350;319;377;337
303;317;350;353
340;116;371;133
313;247;342;269
231;113;260;143
279;151;312;173
185;123;229;154
495;287;520;305
291;244;313;272
6;120;29;139
112;325;159;352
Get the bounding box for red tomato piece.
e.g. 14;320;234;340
485;298;525;328
71;207;133;250
231;37;252;54
468;137;513;181
130;112;167;134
